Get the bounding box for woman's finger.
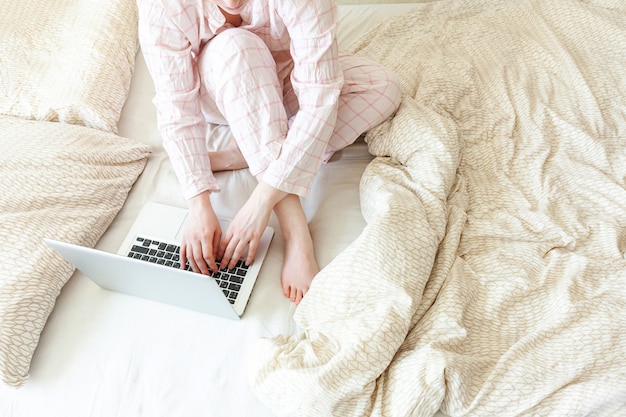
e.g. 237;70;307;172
192;242;210;275
228;237;251;270
245;238;258;267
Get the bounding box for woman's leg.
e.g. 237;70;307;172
198;29;318;303
283;53;402;161
326;54;402;159
198;28;288;177
204;49;401;171
272;194;319;304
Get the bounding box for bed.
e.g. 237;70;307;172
1;0;625;416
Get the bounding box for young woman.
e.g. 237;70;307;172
138;0;401;304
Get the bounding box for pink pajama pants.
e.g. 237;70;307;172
198;28;401;177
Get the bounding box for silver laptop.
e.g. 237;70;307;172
44;202;274;320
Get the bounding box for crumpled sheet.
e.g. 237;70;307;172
249;1;626;415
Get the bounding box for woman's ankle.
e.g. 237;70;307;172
208;146;247;171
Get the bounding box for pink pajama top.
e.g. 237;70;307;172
138;0;343;199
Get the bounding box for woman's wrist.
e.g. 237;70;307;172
188;190;213;211
254;181;288;209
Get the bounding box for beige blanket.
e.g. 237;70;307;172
249;0;626;415
0;117;150;387
0;0;144;387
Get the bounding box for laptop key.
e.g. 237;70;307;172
131;245;149;254
229;275;244;284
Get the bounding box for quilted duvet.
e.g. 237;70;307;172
249;0;626;416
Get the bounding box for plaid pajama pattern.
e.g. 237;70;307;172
139;0;401;199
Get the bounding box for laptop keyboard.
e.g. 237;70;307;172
126;236;249;305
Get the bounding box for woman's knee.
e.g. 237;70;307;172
199;29;269;73
384;68;402;111
366;63;402;112
341;56;402;111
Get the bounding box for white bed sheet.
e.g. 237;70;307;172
0;4;441;417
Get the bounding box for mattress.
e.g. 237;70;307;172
0;3;430;417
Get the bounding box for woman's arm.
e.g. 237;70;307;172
260;0;344;198
138;0;221;200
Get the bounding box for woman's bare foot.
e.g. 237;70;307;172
208;137;248;171
281;234;319;304
272;194;319;304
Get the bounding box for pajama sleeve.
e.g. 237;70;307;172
138;0;220;200
262;0;344;197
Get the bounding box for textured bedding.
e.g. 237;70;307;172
250;0;626;415
0;0;147;387
0;0;138;133
0;117;150;387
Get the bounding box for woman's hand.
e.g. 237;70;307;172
219;181;287;269
180;191;221;275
